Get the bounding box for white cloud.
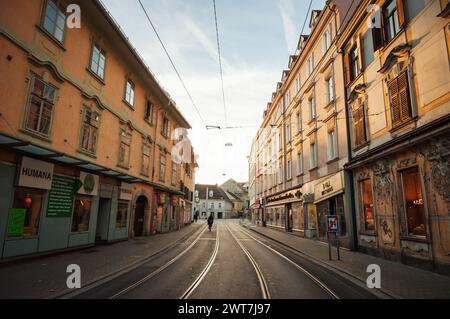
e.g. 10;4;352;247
278;0;298;54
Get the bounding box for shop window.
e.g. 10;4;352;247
8;188;44;238
116;201;129;229
80;108;100;154
25;77;57;137
118;129;132;168
401;167;426;237
71;197;92;233
42;0;66;43
360;179;375;231
89;43;106;80
389;71;412;128
124;79;135;107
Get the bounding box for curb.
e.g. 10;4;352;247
242;223;400;299
52;224;204;299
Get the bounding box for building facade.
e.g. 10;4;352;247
339;0;450;273
194;185;233;220
249;1;357;249
0;0;196;260
220;179;249;218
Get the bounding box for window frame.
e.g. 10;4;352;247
383;0;401;44
79;107;101;155
141;142;151;177
359;178;376;232
89;42;107;81
124;79;135;108
118;128;132;168
159;154;167;182
145;101;154;125
41;0;67;44
23;76;58;139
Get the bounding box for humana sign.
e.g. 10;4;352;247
18;157;54;190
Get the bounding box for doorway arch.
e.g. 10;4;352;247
134;196;148;237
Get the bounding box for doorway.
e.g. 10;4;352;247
96;198;111;243
218;212;223;219
134;196;147;237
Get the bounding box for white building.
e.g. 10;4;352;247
194;184;233;219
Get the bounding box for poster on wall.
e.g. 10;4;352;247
7;208;26;237
78;172;99;196
46;176;76;218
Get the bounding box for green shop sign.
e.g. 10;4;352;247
7;208;26;237
46;175;76;218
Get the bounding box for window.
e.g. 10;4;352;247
145;101;154;124
71;196;92;233
171;162;177;186
219;203;222;209
159;154;166;182
124;79;135;107
327;130;337;161
349;45;360;82
211;203;214;209
285;120;291;143
90;43;106;79
80;108;100;154
118;129;132;168
362;31;375;69
284;91;291;108
8;188;44;238
322;28;331;54
389;71;412;128
360;179;375;231
295;76;301;93
42;0;66;43
296;112;302;133
25;77;57;137
401;167;426;237
141;143;151;176
309;96;316;121
353;98;368;148
326;77;334;104
383;0;400;43
307;54;314;76
162;117;170;138
404;0;428;22
310;139;317;169
287;159;292;180
116;201;129;229
297;152;303;175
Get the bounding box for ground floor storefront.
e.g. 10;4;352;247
261;171;355;250
0;149;132;260
350;132;450;275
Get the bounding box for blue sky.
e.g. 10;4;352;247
102;0;326;184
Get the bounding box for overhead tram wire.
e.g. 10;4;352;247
137;0;207;128
213;0;228;127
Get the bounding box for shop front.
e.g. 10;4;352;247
265;187;303;233
313;171;351;248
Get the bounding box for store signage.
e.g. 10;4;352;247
78;172;99;196
267;188;302;204
46;176;76;218
119;183;133;201
18;157;54;190
314;172;344;203
327;215;340;233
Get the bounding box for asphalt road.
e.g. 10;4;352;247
72;220;377;299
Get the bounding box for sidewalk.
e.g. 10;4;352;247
0;223;202;299
242;222;450;299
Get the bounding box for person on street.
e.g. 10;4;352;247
207;213;214;232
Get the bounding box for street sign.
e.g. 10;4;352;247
327;215;340;233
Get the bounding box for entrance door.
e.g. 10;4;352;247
218;212;223;219
286;205;293;232
134;196;147;237
96;198;111;243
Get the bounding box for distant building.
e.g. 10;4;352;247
194;185;233;219
220;179;249;218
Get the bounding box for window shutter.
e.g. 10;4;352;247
389;77;401;126
398;71;411;120
344;52;351;86
396;0;406;27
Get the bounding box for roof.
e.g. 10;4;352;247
195;184;232;203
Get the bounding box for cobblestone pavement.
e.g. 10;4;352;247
242;222;450;299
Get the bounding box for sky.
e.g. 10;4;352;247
102;0;326;184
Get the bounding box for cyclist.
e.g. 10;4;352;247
207;213;214;232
